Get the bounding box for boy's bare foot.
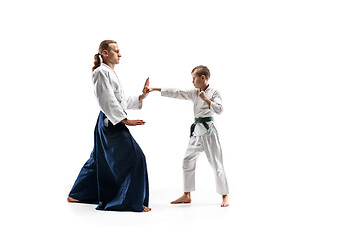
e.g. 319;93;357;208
221;194;229;207
171;192;191;204
67;196;80;203
143;206;151;212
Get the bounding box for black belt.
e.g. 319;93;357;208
190;117;214;137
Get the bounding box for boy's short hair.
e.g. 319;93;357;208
191;65;210;79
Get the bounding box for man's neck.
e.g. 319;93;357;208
104;61;115;70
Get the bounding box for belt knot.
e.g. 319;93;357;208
190;117;214;137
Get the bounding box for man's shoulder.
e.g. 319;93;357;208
93;65;113;79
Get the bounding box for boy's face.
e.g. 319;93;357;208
192;72;204;88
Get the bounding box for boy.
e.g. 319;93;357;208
148;65;229;207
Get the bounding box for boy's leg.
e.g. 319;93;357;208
202;131;229;196
183;136;202;192
171;137;202;204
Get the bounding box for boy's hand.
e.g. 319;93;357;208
199;91;211;107
199;91;208;101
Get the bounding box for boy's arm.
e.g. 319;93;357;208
149;88;161;92
199;91;211;107
199;90;224;114
150;87;195;101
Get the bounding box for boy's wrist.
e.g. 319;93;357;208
204;98;211;107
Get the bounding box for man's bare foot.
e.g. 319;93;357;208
221;194;229;207
143;206;151;212
171;192;191;204
67;196;80;203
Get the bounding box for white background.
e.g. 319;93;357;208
1;0;359;239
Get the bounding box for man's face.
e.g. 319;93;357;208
106;43;121;65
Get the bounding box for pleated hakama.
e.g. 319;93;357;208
69;112;149;212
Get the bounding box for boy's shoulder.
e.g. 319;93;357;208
206;86;221;94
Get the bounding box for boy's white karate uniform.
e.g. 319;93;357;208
161;87;229;195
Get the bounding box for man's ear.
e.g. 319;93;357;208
201;75;206;81
102;49;108;56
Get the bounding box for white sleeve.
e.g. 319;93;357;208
210;90;224;114
161;88;196;101
124;95;142;110
93;70;127;125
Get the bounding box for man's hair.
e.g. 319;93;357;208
191;65;210;79
92;40;117;72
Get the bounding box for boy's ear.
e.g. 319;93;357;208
201;75;206;81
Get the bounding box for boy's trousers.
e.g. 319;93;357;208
183;126;229;195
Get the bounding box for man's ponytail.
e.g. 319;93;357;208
92;53;102;72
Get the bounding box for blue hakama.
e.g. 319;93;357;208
69;112;149;212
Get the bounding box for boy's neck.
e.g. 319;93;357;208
200;83;209;91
